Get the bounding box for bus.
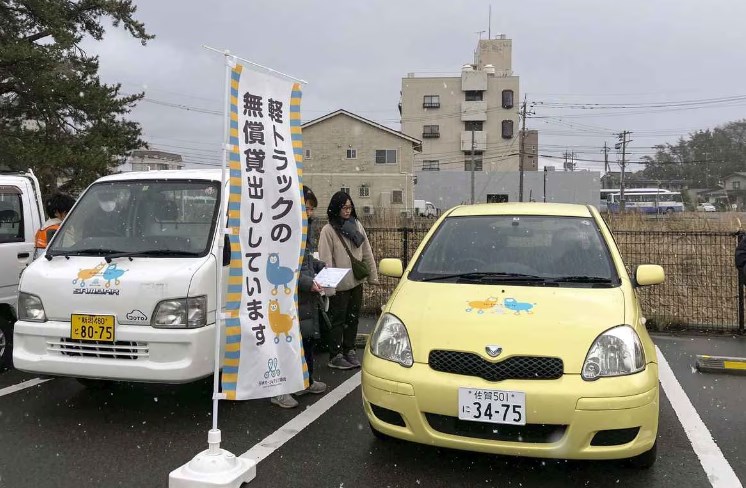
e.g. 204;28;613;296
607;189;684;214
599;188;666;212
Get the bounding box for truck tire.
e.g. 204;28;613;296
0;315;13;372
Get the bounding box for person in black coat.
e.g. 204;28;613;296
270;186;328;409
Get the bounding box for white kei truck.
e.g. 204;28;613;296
13;169;229;386
0;170;45;371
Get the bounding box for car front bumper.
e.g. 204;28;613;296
362;350;659;460
13;319;216;383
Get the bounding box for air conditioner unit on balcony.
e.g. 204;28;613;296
362;205;374;215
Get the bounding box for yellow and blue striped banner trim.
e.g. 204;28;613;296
222;64;244;400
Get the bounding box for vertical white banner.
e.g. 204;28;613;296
222;65;306;400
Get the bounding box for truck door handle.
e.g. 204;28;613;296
18;252;30;259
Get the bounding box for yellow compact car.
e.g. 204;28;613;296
362;203;664;468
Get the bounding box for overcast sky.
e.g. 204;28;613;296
84;0;746;173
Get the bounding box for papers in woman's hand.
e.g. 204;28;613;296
314;267;350;288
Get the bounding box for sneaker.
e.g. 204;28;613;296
296;380;327;396
270;394;299;409
344;350;361;368
328;353;355;370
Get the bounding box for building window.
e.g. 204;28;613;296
464;121;484;132
734;181;741;190
375;149;397;164
465;90;484;102
305;149;312;159
422;125;440;138
422;160;440;171
502;120;514;139
464;156;483;172
341;186;350;194
359;185;370;198
392;190;403;204
502;90;514;109
423;95;440;108
346;148;357;159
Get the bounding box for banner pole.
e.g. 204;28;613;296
169;49;256;488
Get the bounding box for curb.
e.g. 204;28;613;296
695;355;746;375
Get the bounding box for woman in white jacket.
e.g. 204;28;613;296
318;191;378;369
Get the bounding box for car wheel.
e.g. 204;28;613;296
369;422;393;441
626;441;657;469
0;316;13;372
76;378;114;390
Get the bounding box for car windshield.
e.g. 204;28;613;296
409;215;618;285
48;179;220;257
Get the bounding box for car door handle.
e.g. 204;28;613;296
18;252;30;259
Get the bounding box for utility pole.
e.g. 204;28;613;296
602;142;609;174
470;128;476;204
519;95;529;202
617;131;631;212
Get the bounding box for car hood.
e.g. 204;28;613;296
20;256;207;325
386;279;627;374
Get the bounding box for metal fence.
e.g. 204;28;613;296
355;226;746;333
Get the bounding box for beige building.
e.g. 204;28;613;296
126;149;184;172
400;36;524;173
521;129;539;171
301;110;422;216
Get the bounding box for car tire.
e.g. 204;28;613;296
626;440;657;469
0;315;13;372
369;422;393;441
76;378;114;390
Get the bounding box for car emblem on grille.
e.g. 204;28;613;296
485;345;502;357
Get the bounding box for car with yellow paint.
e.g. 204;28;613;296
362;203;664;468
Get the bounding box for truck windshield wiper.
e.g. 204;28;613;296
104;249;201;262
420;272;545;283
46;248;124;260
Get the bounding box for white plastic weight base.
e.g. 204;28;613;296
169;429;256;488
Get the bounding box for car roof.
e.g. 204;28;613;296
446;203;593;218
96;169;223;183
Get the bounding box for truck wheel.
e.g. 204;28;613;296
0;316;13;372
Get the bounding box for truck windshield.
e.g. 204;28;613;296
48;179;220;258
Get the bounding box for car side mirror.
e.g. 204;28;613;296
635;264;664;286
223;234;231;267
379;258;403;278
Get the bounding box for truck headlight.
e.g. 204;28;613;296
582;325;646;381
153;296;207;328
18;292;46;322
370;313;413;367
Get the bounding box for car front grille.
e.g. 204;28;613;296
425;413;567;443
428;350;563;382
49;338;149;360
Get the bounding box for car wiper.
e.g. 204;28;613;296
549;276;613;284
420;272;544;283
46;248;124;261
104;249;201;262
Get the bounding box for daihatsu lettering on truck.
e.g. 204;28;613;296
13;169;226;385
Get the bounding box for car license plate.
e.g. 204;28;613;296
71;314;115;342
458;388;526;425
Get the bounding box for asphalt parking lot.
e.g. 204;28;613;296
0;331;744;488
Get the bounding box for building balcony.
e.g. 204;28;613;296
461;101;487;121
461;70;488;91
460;131;487;152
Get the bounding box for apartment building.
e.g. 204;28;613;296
400;36;524;174
301;109;422;216
124;149;184;172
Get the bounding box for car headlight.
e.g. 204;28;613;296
582;325;646;381
153;296;207;328
370;313;413;367
18;292;46;322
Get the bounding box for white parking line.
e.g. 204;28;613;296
0;377;53;398
657;346;743;488
240;372;361;463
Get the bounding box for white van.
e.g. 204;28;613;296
0;170;45;370
13;169;227;384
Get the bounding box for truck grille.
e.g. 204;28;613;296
429;350;563;382
48;338;149;360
